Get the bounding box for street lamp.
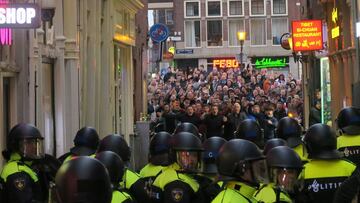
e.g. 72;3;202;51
237;31;246;68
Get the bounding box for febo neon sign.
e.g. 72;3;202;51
0;3;40;28
213;59;239;69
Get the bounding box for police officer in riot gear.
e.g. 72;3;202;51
0;123;46;203
195;136;227;202
212;139;269;203
151;131;205;203
336;107;360;166
58;126;100;163
263;138;287;155
236;119;264;148
97;134;150;202
95;151;134;202
254;146;303;203
276;117;308;162
55;156;112;203
140;132;179;184
299;124;356;202
174;122;201;138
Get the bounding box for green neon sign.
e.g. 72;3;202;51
253;57;288;69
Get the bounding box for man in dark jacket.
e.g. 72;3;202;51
203;105;225;138
262;106;278;142
224;103;247;140
309;100;321;127
179;106;201;128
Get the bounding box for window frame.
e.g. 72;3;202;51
165;9;174;25
206;0;223;18
227;0;245;17
271;0;288;16
184;20;202;48
249;18;267;47
271;17;289;46
228;19;246;47
184;0;201;19
249;0;266;17
206;19;224;47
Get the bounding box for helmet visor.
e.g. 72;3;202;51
271;168;301;193
19;138;44;159
176;151;200;172
251;159;269;184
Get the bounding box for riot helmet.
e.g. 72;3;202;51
70;127;99;156
172;132;203;173
201;136;227;174
266;146;303;193
304;124;343;159
217;139;268;186
337;107;360;135
174;122;200;137
55;156;112;203
263;138;287;155
276;117;302;148
7;123;44;159
149;131;173;166
236;119;264;148
95;151;125;187
97;134;131;163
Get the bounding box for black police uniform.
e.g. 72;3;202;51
336;107;360;167
55;156;112;203
95;151;134;203
98;134;150;202
0;123;46;203
300;124;357;203
212;139;268;203
254;146;303;203
236;119;264;148
58;126;99;163
150;132;205;203
195;136;227;202
276;117;308;162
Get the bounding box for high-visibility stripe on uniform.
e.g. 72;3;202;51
152;168;199;192
0;153;38;183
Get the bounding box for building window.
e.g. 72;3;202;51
165;10;174;25
272;18;288;45
228;0;244;16
272;0;287;15
185;1;200;18
229;20;245;46
207;0;222;17
250;0;265;16
185;21;201;47
207;20;223;46
250;18;266;45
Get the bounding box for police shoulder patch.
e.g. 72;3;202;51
14;178;26;191
171;188;184;202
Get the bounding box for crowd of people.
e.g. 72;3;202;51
148;65;304;142
0;106;359;203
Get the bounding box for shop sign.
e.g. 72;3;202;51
356;22;360;38
251;57;289;69
176;49;193;54
212;59;239;69
292;20;323;51
149;23;170;43
0;3;40;28
331;7;340;39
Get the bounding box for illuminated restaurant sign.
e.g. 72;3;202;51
251;57;289;69
212;58;239;69
292;20;323;52
0;3;40;28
